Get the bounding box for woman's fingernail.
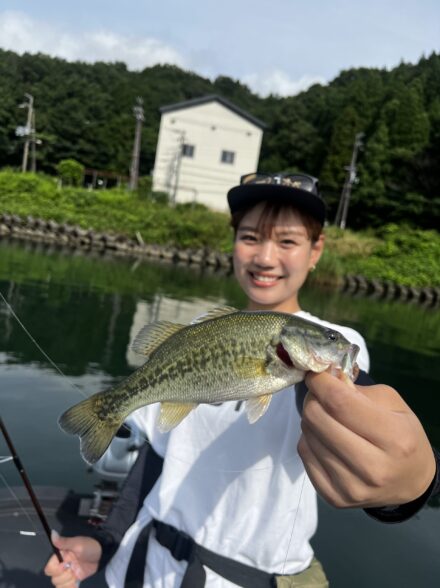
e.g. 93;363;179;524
51;529;60;541
63;562;72;570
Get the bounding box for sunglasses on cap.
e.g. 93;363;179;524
240;172;319;194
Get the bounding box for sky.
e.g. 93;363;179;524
0;1;439;97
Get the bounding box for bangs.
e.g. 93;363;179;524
231;201;323;242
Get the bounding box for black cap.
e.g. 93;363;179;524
227;172;326;225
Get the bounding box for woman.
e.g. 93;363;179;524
45;173;438;587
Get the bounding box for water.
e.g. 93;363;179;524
0;239;439;587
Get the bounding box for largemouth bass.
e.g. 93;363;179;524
59;307;359;464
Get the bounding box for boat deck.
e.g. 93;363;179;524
0;485;108;587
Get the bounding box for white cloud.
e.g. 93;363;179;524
0;10;327;96
0;11;186;70
243;70;327;98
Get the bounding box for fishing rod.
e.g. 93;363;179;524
0;416;63;563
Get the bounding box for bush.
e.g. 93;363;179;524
56;159;84;187
0;170;438;286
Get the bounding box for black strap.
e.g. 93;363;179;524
124;522;153;588
152;520;277;588
123;514;278;587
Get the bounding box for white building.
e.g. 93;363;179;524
151;95;266;211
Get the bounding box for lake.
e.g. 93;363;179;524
0;238;439;587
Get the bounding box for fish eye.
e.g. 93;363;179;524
327;331;337;341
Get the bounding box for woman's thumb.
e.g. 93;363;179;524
51;529;74;551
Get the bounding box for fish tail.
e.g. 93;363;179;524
59;394;125;465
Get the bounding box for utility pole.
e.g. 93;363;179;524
171;131;185;205
19;94;34;172
30;108;37;172
334;132;364;229
128;97;144;190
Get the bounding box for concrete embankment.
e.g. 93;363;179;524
1;213;438;308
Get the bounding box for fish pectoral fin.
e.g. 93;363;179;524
233;357;267;379
191;306;238;323
132;321;186;356
245;394;273;424
157;402;197;433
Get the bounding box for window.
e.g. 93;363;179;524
182;144;195;158
221;150;235;164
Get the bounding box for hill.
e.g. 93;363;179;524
0;49;439;228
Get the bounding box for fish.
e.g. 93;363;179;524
59;306;360;464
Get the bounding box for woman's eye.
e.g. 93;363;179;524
280;239;296;246
240;234;258;242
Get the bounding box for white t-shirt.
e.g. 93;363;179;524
106;311;369;588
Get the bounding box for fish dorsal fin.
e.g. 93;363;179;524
192;306;238;324
132;321;185;356
245;394;273;424
157;402;197;433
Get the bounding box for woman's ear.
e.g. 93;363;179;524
310;233;325;268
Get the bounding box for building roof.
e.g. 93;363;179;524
159;95;268;130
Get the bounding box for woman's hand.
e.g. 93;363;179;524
44;531;102;587
298;371;436;508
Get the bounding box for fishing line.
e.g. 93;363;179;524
0;290;304;482
281;471;307;574
0;290;306;573
0;289;139;447
0;417;63;561
0;290;287;473
0;471;39;537
0;290;88;400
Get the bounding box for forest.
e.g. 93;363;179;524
0;49;439;229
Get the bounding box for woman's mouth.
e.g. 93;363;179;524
248;271;282;287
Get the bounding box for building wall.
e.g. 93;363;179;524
152;101;263;211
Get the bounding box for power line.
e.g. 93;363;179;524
155;164;238;182
156;158;239;177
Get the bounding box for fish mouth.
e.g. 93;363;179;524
276;340;360;379
275;342;295;367
343;343;360;380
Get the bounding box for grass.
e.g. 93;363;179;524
0;170;439;287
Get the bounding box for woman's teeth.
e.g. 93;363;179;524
252;273;279;282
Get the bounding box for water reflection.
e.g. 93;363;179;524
127;296;227;367
0;240;439;587
1;239;438;444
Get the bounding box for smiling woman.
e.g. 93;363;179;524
43;172;438;588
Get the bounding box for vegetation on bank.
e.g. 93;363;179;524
0;171;439;287
1;49;440;230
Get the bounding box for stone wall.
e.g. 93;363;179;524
1;213;438;308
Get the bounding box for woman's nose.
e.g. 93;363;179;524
254;240;276;266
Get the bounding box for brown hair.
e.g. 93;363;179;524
230;200;323;243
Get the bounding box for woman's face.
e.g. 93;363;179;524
233;203;324;313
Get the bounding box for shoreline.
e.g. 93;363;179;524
1;212;439;308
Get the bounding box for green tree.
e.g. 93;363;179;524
320;106;363;216
385;81;430;159
56;158;84;186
